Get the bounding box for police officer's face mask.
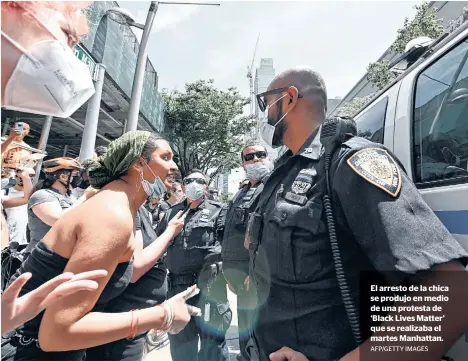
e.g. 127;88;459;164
260;94;289;148
185;182;205;201
244;162;273;181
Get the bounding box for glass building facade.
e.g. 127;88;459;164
81;1;165;131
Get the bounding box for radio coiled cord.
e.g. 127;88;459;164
323;151;362;346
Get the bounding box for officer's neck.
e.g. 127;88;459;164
189;197;204;209
285;120;319;155
249;178;258;186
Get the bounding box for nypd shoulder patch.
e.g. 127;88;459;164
346;148;402;197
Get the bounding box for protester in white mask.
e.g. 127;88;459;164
1;1;95;118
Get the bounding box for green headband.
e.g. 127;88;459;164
85;131;152;189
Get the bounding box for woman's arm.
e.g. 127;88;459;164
131;210;185;282
31;202;66;227
1;130;18;156
2;171;34;209
38;210;167;351
32;189;95;226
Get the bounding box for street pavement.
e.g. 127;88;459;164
144;287;241;361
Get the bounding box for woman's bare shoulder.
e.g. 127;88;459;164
75;191;134;232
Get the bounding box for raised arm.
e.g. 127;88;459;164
2;170;34;209
131;210;185;282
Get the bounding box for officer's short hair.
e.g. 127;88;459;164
241;143;267;160
187;169;207;180
271;67;327;118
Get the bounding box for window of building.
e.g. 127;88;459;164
413;39;468;186
354;97;388;144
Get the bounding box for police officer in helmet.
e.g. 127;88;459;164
156;170;231;361
247;67;468;361
222;143;272;361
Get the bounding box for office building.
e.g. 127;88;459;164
253;58;278;160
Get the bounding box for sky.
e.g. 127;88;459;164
119;0;420;100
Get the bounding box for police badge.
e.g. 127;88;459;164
285;168;316;205
291;181;312;195
200;209;210;221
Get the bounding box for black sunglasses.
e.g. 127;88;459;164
256;87;303;113
243;151;267;162
183;178;206;185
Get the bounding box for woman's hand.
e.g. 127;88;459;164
1;270;107;335
162;285;201;335
269;347;309;361
167;211;186;237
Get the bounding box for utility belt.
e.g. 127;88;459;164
168;261;223;288
168;272;199;288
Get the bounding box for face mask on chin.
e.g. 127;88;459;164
1;12;95;118
140;161;167;203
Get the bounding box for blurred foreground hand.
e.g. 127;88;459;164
1;270;107;335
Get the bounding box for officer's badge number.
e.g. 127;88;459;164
347;148;402;197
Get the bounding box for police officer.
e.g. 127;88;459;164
156;170;231;361
207;187;220;202
247;67;468;361
152;181;185;228
222;143;272;361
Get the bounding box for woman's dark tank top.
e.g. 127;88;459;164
104;206;167;313
8;240;133;361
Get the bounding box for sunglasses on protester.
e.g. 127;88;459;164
183;178;207;185
243;151;267;162
256;87;303;113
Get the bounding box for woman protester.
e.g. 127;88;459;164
85;147;185;361
3;131;200;361
86;201;185;361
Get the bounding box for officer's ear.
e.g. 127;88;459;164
285;86;300;112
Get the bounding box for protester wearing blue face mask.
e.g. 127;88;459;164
83;144;189;361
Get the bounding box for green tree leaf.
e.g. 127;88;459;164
336;94;374;117
162;80;256;182
367;1;444;90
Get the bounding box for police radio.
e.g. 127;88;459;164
320;116;362;346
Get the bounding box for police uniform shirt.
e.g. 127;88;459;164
249;127;468;361
222;182;264;264
156;198;227;276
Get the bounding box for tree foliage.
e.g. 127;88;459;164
162;80;255;181
367;2;444;90
336;94;374;117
